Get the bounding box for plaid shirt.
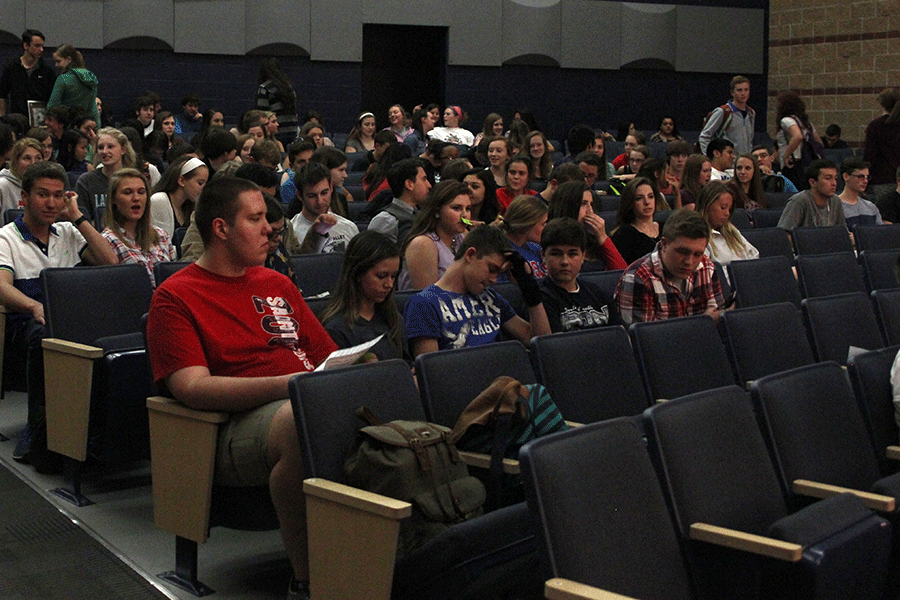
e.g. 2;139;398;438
102;226;176;287
614;246;723;325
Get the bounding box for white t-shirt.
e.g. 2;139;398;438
428;127;475;147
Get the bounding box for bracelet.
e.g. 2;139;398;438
72;215;88;227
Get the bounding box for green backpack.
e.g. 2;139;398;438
344;407;486;557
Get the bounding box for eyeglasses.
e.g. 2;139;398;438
268;226;286;241
850;173;869;180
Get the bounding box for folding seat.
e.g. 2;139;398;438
629;314;735;401
599;195;620;213
764;193;793;210
530;326;649;425
727;256;801;308
172;227;188;259
415;341;537;498
578;269;624;302
152;260;189;288
791;225;854;256
731;207;753;231
4;208;23;224
290;360;541;600
855;223;900;253
416;340;536;430
751;362;898;512
492;282;526;318
796;252;865;298
860;249;900;292
801;292;884;363
750;207;784;228
145;326;279;596
644;385;893;600
41;264;154;505
847;346;900;477
289;251;344;297
713;261;731;303
346;201;369;222
520;419;694;600
720;303;815;387
740;227;794;260
872;288;900;345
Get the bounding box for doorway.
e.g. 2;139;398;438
361;25;447;130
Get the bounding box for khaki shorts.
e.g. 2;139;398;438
214;399;287;487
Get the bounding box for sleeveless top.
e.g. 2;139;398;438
398;231;463;291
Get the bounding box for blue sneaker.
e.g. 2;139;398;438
12;424;32;462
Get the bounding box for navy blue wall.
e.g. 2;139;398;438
1;43;768;144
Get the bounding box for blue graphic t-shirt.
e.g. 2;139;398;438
404;284;517;350
497;239;546;284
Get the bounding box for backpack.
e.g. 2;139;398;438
451;377;569;508
702;103;734;139
344;407;486;558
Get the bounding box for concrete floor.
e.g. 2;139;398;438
0;390;291;600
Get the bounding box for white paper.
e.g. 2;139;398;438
314;334;384;371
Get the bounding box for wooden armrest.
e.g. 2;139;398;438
304;478;410;600
42;338;103;359
689;522;803;562
458;450;521;475
565;421;584;428
886;446;900;461
303;478;411;520
147;396;224;543
42;338;103;460
792;479;896;512
147;396;228;424
545;578;639;600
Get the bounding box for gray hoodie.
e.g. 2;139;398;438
0;168;22;214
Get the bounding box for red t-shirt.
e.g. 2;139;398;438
496;187;537;214
147;263;337;387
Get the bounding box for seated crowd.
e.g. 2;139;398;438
3;42;900;599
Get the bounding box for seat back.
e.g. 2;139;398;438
531;327;649;424
792;225;854;255
721;303;815;386
728;256;801;308
42;264;153;344
796;252;866;298
578;269;624;302
643;385;788;537
153;260;190;288
289;252;344;297
750;362;883;497
860;249;900;292
872;288;900;346
764;193;793;210
289;360;425;481
3;208;23;225
751;208;784;228
802;292;884;363
731;208;752;231
519;420;693;600
848;346;900;477
416;341;535;427
630;314;735;401
740;228;794;260
855;223;900;253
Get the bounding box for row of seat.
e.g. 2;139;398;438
288;346;900;599
524;359;899;600
22;258;900;597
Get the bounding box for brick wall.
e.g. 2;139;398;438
767;0;900;147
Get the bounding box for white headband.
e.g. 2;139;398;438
181;157;205;176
